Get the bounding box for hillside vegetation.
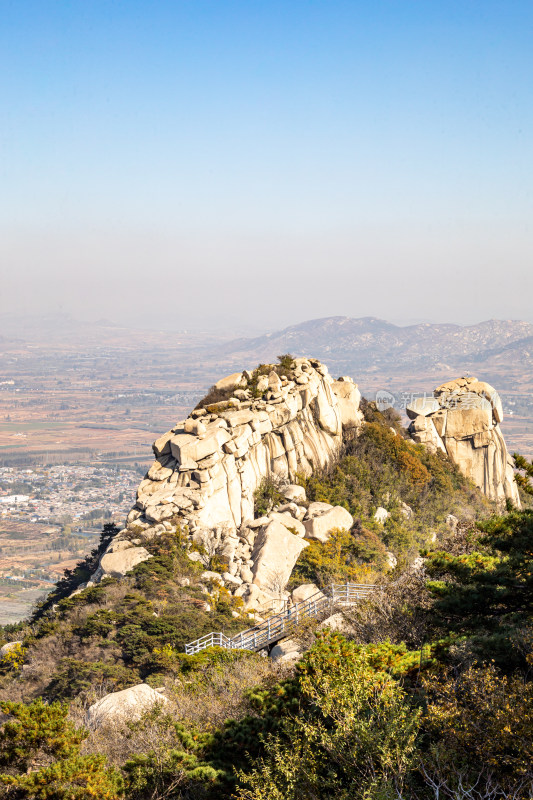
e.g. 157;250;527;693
0;403;531;799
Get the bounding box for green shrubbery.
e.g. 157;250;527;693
235;632;421;800
0;531;250;706
289;525;386;588
194;384;236;410
253;475;286;516
302;407;489;566
28;523;120;621
1;618;533;799
0;699;123;799
423;507;533;670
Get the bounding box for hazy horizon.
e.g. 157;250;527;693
2;1;532;331
1;309;532;341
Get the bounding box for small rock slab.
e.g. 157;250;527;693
0;641;22;657
281;484;307;503
303;506;353;543
374;507;389;524
291;583;325;604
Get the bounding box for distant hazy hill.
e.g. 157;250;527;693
222;316;533;374
475;335;533;369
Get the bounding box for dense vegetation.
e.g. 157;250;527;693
0;529;250;704
0;401;531;798
291;400;490;585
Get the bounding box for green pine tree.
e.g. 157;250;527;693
424;508;533;668
0;699;123;799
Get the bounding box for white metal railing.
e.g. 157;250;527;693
185;582;378;655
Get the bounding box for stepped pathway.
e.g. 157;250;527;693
185;583;379;655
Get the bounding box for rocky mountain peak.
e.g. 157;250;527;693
85;360;519;618
407;376;519;508
89;358;364;610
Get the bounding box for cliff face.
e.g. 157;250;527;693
93;358;363;592
130;359;362;534
407;377;520;508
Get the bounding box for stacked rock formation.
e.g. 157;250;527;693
93;359;363;607
407;377;520;508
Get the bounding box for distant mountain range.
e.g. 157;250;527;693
222;316;533;375
3;312;532;382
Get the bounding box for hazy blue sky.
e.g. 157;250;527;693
1;1;532;332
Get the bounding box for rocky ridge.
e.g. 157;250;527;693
91;358;363;609
88;362;520;615
407;376;520;508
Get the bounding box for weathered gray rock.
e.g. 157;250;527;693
331;378;363;428
236;582;278;611
184;418;206;436
153;431;174;457
268;511;306;538
171;429;231;465
306;501;334;518
240;566;254;583
446;513;459;531
408;414;446;454
318;612;355;634
270;637;301;664
214;372;244;391
86;684;168;729
222;572;243;588
275;501;305;520
256;374;269;393
406;396;440;419
201;571;224;584
303;506;354;543
97;359;364;587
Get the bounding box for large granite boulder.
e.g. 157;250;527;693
99;544;152;578
86;684;168;729
331;378;364;428
408;377;519;508
251;520;309;593
214;372;244;391
281;484;307;503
